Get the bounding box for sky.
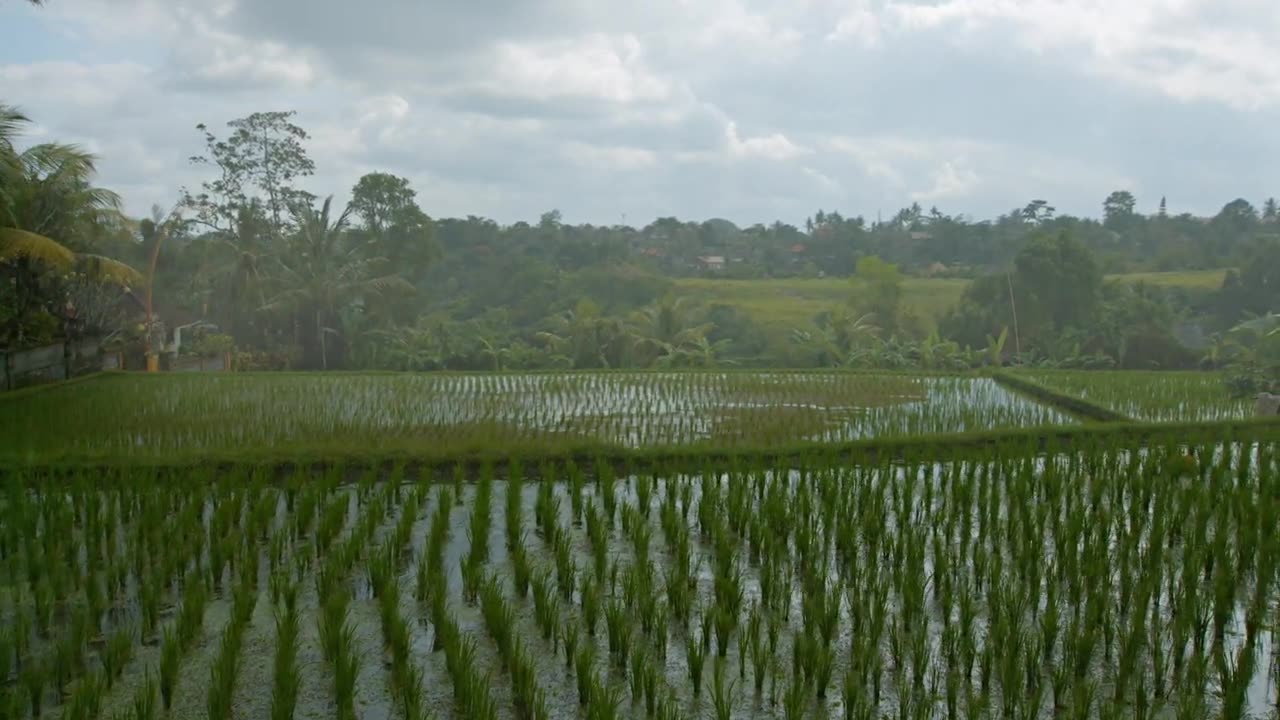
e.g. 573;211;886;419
2;0;1278;227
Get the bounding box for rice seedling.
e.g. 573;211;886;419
271;606;300;720
100;624;134;687
63;671;104;720
575;644;595;706
604;598;633;669
711;660;737;720
22;659;45;718
561;621;580;670
686;633;706;697
206;621;244;720
158;627;180;710
131;670;158;720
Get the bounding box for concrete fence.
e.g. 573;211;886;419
1;338;102;391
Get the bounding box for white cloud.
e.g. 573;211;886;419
1;0;1276;225
912;161;981;201
887;0;1280;109
489;34;673;104
726;121;808;161
562;142;659;171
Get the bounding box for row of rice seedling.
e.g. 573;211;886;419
0;371;1076;462
1018;369;1254;422
6;432;1278;719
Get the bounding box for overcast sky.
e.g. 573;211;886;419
3;0;1278;227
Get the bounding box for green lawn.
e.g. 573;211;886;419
673;270;1228;347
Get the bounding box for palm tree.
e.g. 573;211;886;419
630;297;714;367
260;195;411;369
1;104;140;345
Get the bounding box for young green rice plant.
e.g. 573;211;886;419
587;673;624;720
0;628;10;690
604;598;633;668
782;671;808;720
506;470;524;551
711;660;737;720
686;633;706;697
601;480;618;527
478;573;516;662
531;567;560;641
452;462;465;506
131;670;158;720
511;539;532;598
634;473;654;519
22;658;45;719
581;575;601;636
713;605;736;659
100;624;134;687
271;606;300;720
813;635;835;698
628;645;648;703
575;644;595;706
332;628;360;720
158;626;180;710
206;621;244;720
554;530;576;601
561;622;580;670
63;671;104;720
367;539;398;599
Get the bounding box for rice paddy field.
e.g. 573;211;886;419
1017;371;1253;423
3;367;1279;720
0;372;1076;464
2;441;1279;720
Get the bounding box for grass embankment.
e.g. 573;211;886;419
7;415;1277;480
992;371;1131;422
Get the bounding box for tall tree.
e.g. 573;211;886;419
1013;230;1101;332
261;196;411;369
185;111;315;237
1102;190;1137;230
347;172;438;284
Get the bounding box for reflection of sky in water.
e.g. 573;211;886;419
105;373;1078;452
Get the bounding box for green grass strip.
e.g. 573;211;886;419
5;415;1276;481
992;370;1131;422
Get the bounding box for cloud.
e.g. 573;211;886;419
0;0;1276;226
912;161;981;202
726;121;808;161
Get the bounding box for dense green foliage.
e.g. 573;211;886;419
3;106;1276;373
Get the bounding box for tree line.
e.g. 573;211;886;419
1;107;1276;390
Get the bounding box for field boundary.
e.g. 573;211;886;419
5;416;1277;480
0;370;115;399
992;371;1131;422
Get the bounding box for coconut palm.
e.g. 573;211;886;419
1;104;140;344
260;195;412;369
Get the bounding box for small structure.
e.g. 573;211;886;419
1258;392;1280;417
696;255;726;271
